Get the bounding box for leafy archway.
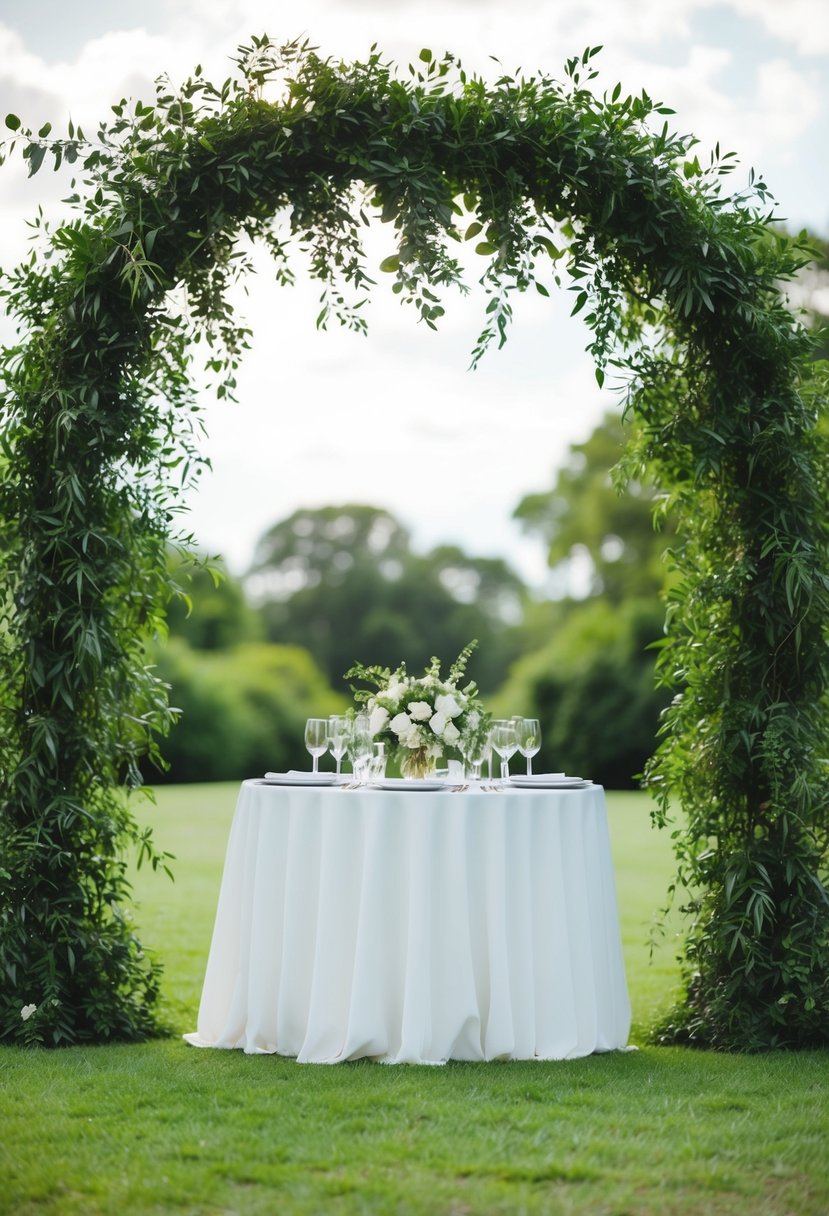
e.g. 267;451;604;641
1;39;827;1049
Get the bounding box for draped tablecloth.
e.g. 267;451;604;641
184;779;630;1063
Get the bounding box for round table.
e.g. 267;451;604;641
184;779;630;1063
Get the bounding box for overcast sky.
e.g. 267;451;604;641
1;0;827;587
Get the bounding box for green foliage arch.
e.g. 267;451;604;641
1;39;828;1048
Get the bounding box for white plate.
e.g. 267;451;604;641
261;771;339;786
369;778;448;792
509;776;591;789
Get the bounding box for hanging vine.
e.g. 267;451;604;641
0;37;827;1048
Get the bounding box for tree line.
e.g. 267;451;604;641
152;411;670;786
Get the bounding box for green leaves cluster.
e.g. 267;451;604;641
1;34;827;1047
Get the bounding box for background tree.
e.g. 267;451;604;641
247;504;525;693
500;413;672;786
150;640;345;782
495;597;669;788
165;553;263;651
514;411;673;602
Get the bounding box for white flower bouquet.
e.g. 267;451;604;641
345;641;490;778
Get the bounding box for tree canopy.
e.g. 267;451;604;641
515;411;674;602
248;503;524;692
0;38;827;1049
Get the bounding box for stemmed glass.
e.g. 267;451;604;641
304;717;329;773
327;714;350;775
513;716;541;776
481;729;494;780
349;712;373;782
491;719;518;781
462;735;487;782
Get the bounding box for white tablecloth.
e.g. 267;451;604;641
184;779;630;1063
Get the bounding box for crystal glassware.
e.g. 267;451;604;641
304;717;329;773
462;735;487;781
513;716;541;776
349;712;373;782
368;743;386;781
491;719;518;781
327;714;350;775
481;729;494;780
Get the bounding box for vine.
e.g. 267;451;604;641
0;37;827;1047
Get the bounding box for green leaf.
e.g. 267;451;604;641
474;242;497;256
4;113;20;130
379;255;400;273
25;144;46;176
570;290;588;316
419;48;433;63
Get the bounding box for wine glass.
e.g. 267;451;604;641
481;729;494;781
349;712;373;782
491;719;518;781
514;716;541;776
304;717;329;773
368;742;386;781
327;714;350;775
462;734;487;781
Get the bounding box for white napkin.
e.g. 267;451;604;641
263;770;337;783
509;772;566;783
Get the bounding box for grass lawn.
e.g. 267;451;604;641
1;786;827;1215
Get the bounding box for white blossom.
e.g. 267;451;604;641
407;700;432;721
369;706;390;736
389;711;413;738
443;721;461;746
20;1004;37;1021
429;711;447;736
435;692;463;719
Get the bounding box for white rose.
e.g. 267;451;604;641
443;721;461;746
429;711;447;736
369;706;389;736
389;711;413;738
407;700;432;721
435;692;463;719
20;1004;37;1021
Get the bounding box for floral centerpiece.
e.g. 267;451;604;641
345;641;490;779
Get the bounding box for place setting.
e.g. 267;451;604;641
259;643;591;794
256;712;592;791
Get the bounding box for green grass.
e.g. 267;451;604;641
1;787;827;1215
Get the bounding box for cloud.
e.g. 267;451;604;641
729;0;829;56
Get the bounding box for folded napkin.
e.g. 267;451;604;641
263;770;337;782
510;772;566;782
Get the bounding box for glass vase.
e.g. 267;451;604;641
398;747;437;780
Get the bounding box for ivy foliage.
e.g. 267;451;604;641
1;37;828;1048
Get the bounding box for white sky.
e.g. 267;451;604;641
1;0;827;588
